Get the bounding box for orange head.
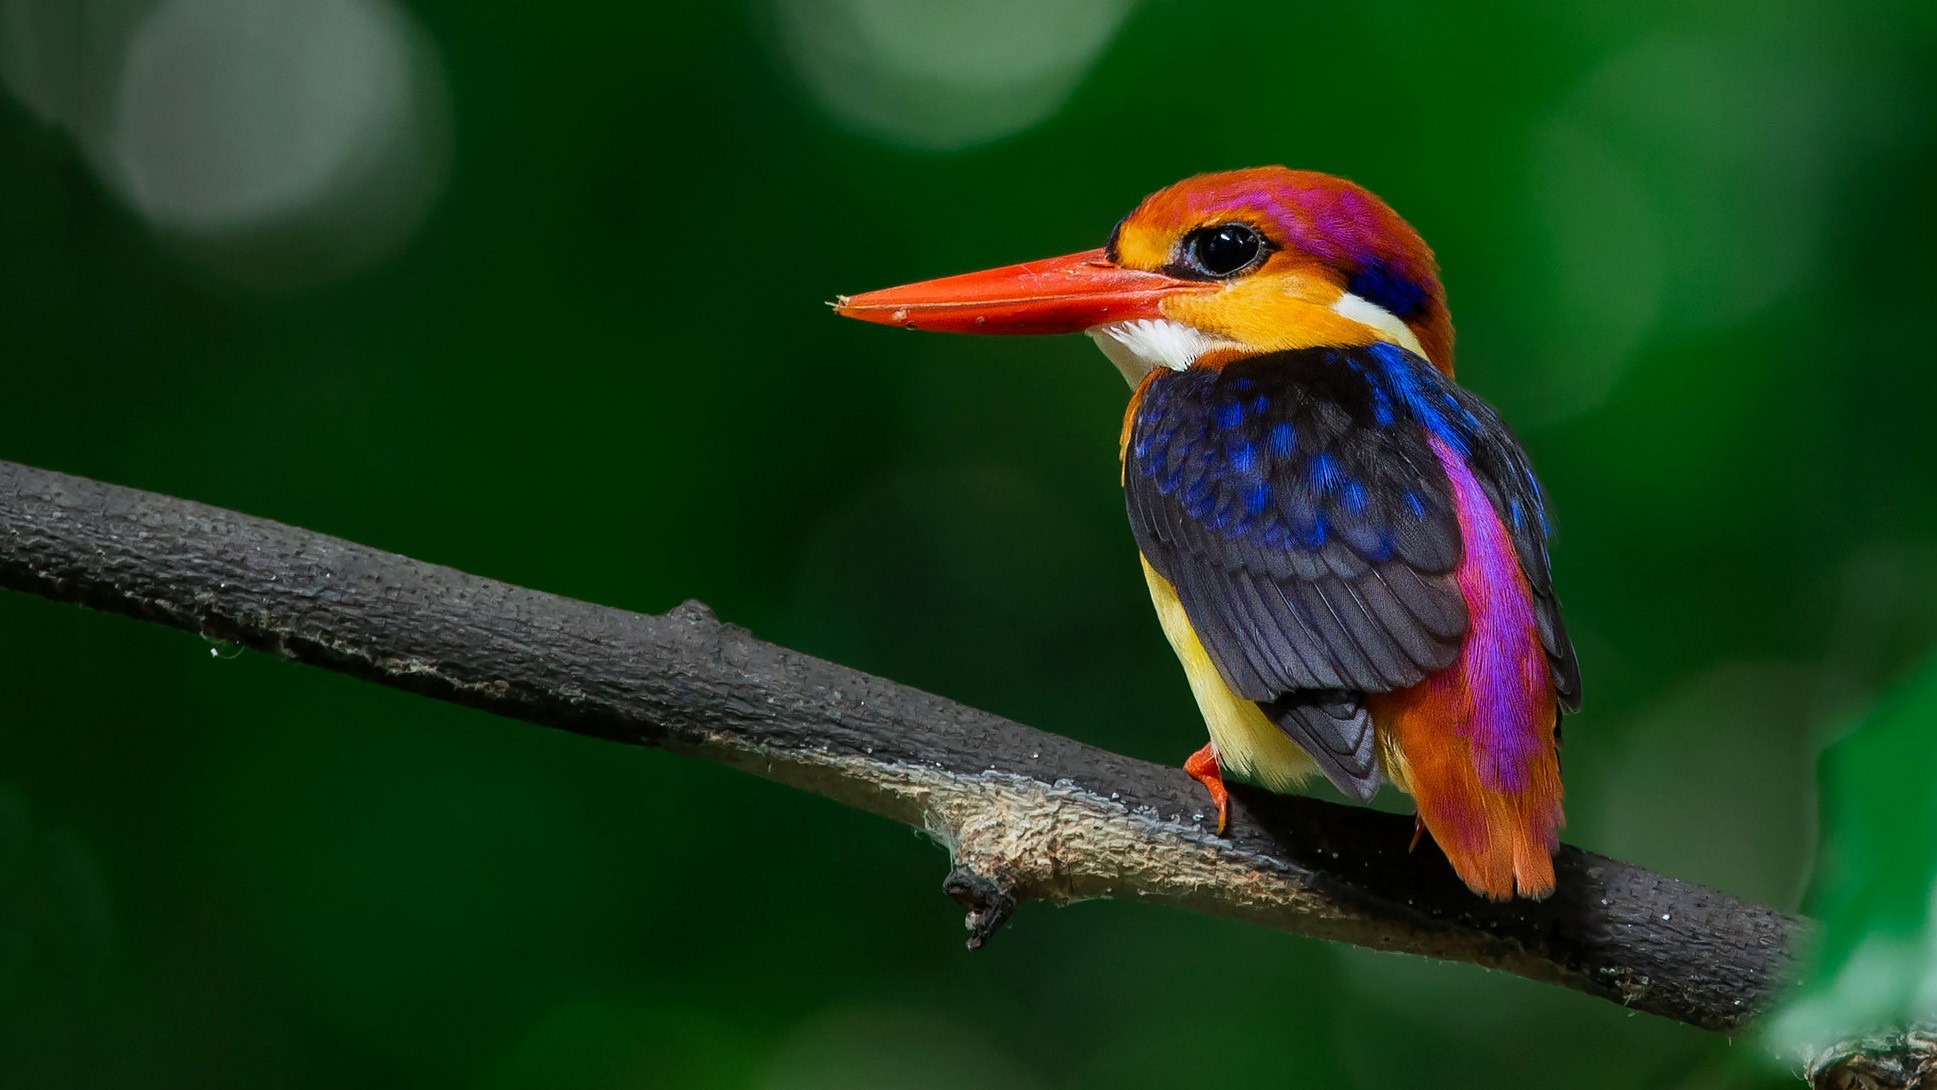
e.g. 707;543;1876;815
836;167;1453;380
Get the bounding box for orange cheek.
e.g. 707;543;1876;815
1161;275;1383;355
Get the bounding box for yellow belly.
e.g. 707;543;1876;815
1140;558;1320;793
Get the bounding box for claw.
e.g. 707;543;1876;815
1184;743;1229;834
1409;813;1426;853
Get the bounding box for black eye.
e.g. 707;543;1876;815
1183;223;1265;277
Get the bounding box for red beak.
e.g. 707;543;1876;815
834;248;1212;336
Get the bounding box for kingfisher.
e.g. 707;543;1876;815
834;168;1580;900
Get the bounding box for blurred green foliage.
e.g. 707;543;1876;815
1772;655;1937;1051
0;0;1934;1087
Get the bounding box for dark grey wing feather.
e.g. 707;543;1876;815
1260;690;1380;799
1125;344;1582;773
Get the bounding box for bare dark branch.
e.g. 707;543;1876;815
0;460;1802;1034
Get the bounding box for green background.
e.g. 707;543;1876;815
2;0;1934;1086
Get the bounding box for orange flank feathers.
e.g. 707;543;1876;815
1374;676;1561;900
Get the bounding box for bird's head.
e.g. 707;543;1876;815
836;167;1453;382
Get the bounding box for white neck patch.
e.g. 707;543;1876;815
1087;319;1242;386
1332;292;1428;359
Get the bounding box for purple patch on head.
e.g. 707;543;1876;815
1429;437;1550;793
1193;175;1436;308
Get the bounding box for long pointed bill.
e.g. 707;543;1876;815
834;248;1212;336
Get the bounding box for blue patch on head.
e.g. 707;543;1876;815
1347;259;1429;318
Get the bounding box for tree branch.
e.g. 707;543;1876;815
0;460;1802;1034
1804;1028;1937;1089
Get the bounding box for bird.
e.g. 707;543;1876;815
833;167;1579;900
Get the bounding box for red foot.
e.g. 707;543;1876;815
1409;813;1426;853
1184;743;1230;835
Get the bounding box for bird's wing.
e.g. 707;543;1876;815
1124;345;1580;793
1126;347;1470;698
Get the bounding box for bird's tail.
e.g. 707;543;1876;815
1375;674;1562;900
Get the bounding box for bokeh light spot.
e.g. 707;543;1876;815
1511;31;1869;423
772;0;1137;151
104;0;448;286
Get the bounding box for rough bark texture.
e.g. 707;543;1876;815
1806;1029;1937;1089
0;460;1804;1035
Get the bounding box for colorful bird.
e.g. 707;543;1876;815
834;168;1579;900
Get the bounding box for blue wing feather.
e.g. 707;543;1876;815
1125;344;1580;745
